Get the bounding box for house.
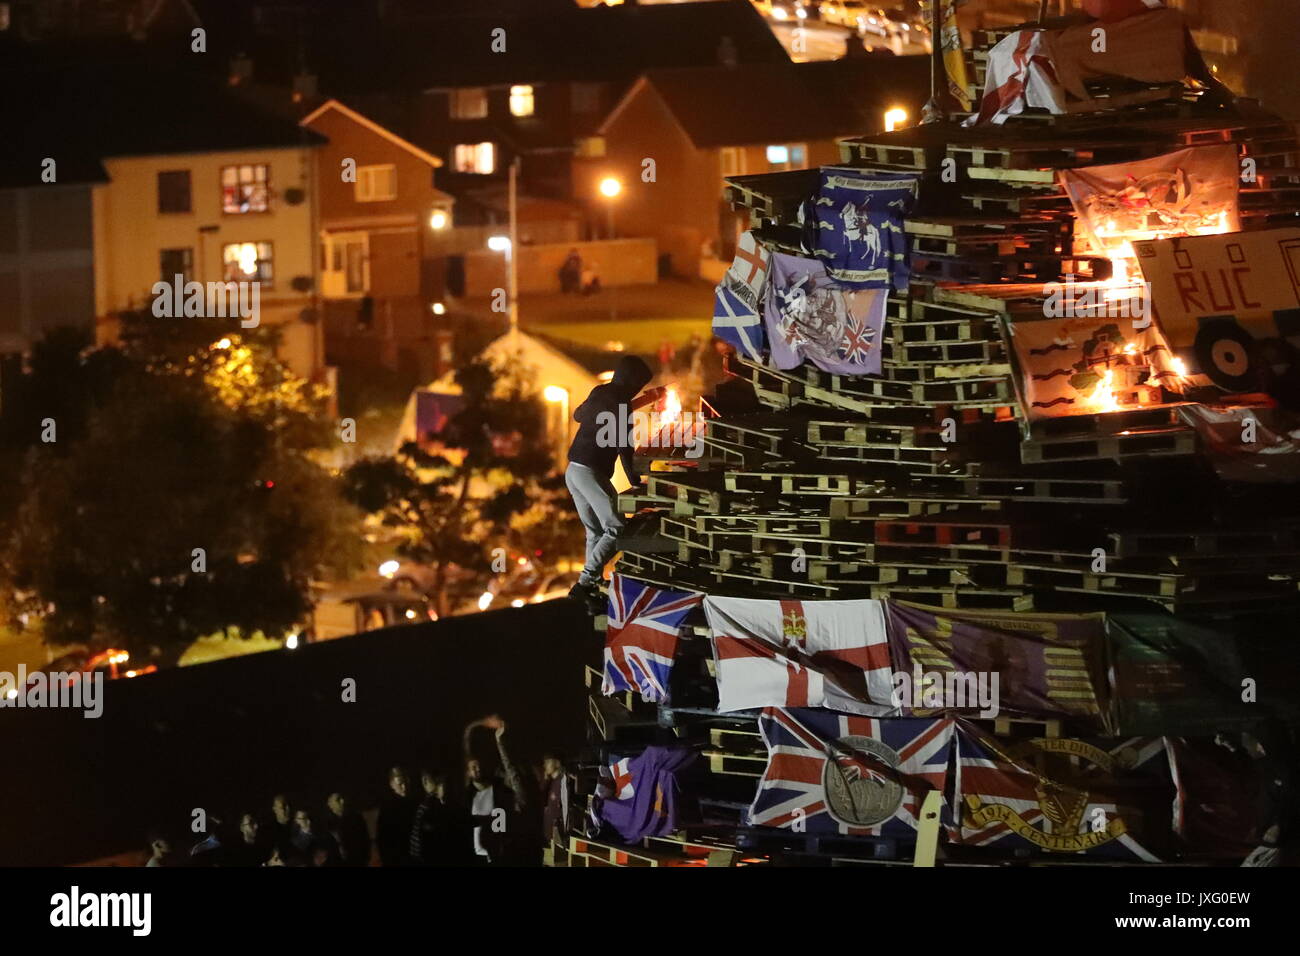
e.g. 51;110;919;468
131;0;793;231
0;57;328;379
299;99;455;382
397;327;610;475
580;55;932;277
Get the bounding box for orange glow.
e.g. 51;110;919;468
1088;367;1120;413
661;386;681;424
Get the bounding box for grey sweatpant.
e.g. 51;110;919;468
565;461;625;585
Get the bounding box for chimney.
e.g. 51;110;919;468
717;35;738;68
293;72;318;103
229;54;254;86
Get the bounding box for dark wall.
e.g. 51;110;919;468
0;600;594;866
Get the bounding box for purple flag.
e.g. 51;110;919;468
763;252;887;376
591;745;696;842
884;601;1110;729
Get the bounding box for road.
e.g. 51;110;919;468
768;18;930;62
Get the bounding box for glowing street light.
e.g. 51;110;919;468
285;633;299;650
477;590;494;611
487;235;511;252
884;107;908;132
598;176;622;199
429;209;449;230
543;384;568;404
378;560;400;579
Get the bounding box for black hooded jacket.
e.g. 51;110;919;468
567;355;653;481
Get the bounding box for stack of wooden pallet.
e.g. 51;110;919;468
566;29;1300;868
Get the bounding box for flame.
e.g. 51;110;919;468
1088;367;1120;413
661;386;681;424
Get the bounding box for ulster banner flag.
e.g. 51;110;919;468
703;596;897;715
749;708;956;837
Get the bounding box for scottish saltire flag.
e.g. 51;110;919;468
703;596;898;715
749;708;956;837
711;231;770;361
603;574;701;703
763;253;888;376
592;745;697;843
808;167;918;290
953;721;1170;861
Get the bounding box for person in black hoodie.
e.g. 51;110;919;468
566;355;663;609
376;766;418;866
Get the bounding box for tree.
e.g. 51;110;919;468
341;357;579;616
0;325;361;666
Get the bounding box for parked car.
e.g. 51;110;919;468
755;0;809;21
820;1;888;35
18;647;156;696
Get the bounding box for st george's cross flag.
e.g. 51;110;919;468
603;574;701;703
711;231;770;362
749;708;956;837
703;596;897;715
952;720;1171;861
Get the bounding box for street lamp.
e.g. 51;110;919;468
598;176;621;239
429;209;449;230
884;107;908;132
543;384;570;468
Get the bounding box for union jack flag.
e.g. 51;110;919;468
603;574;701;703
953;721;1169;861
749;708;956;837
837;310;877;364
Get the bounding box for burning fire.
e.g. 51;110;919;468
661;386;681;424
1094;211;1232;292
1088;366;1120;413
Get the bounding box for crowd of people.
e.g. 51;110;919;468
143;716;572;867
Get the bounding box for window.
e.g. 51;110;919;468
571;82;602;115
576;137;606;159
509;84;535;117
765;143;807;171
720;147;746;178
355;165;397;202
157;170;191;214
221;164;270;214
222;241;274;286
450;87;488;119
159;248;193;284
452;142;496;175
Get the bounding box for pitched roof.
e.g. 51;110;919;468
0;55;325;188
300;99;444;168
602;55;933;149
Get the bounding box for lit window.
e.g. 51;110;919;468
450;87;488;119
159;248;193;284
765;144;806;171
576;137;606;159
222;241;274;286
453;143;496;175
509;84;535;117
355;164;397;202
221;164;270;214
